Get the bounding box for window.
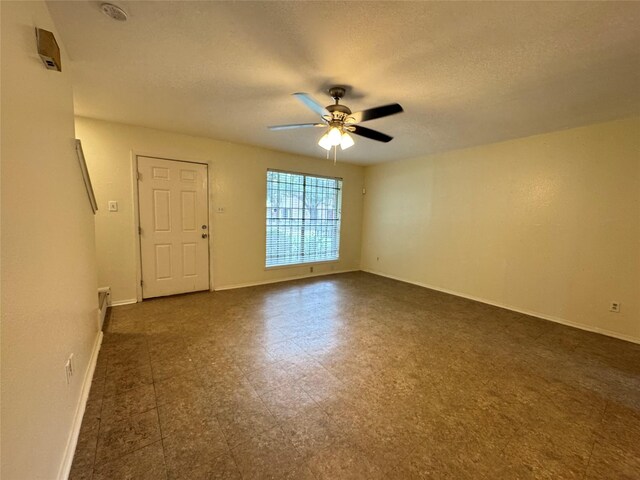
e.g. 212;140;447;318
266;170;342;268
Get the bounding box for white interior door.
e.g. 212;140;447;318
138;156;209;299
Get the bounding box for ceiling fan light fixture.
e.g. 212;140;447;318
318;132;332;150
340;132;354;150
270;87;404;160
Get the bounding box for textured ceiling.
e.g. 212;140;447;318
47;1;640;165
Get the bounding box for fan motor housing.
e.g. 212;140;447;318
327;103;352;121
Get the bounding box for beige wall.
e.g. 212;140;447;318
74;117;364;303
362;117;640;342
1;2;100;479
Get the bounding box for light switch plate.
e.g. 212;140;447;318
108;201;118;212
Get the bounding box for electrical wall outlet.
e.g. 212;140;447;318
609;302;620;313
310;266;314;273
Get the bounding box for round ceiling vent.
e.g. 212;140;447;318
100;3;128;21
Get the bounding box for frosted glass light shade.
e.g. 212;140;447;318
327;127;342;146
340;132;354;150
318;133;332;150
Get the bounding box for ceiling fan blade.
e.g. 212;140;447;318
348;103;404;124
292;93;330;118
351;125;393;143
268;123;326;131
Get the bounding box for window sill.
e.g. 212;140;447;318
264;259;340;271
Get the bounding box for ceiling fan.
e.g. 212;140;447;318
268;87;403;153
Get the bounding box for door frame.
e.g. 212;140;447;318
131;151;213;302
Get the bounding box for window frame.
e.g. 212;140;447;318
264;169;343;270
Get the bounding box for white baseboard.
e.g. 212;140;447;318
214;269;358;291
57;330;103;480
362;269;640;345
109;298;137;307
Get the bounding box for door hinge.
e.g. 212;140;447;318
136;171;141;181
140;280;144;286
138;226;142;235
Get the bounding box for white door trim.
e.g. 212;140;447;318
132;152;213;301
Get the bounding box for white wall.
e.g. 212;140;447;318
1;2;100;479
362;117;640;343
74;117;364;303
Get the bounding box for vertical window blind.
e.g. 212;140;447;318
266;170;342;268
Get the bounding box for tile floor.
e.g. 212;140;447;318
70;272;640;479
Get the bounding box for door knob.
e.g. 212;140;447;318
201;225;207;229
202;233;208;239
